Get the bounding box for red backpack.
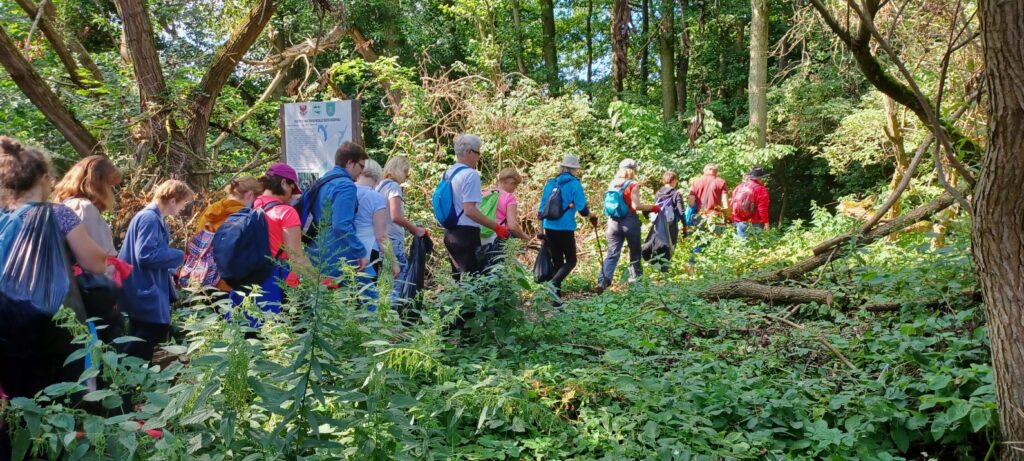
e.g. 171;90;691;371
730;182;758;221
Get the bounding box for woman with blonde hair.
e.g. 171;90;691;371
596;159;660;293
376;156;428;302
356;159;399;310
118;179;194;361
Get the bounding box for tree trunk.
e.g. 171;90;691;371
611;0;630;97
586;0;594;93
113;0;191;182
640;0;650;97
184;0;275;184
676;0;690;116
658;0;677;120
882;96;908;222
539;0;559;93
748;0;768;147
700;281;834;305
511;0;528;75
975;1;1024;455
0;25;101;157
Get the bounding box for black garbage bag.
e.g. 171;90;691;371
533;244;554;283
76;272;124;343
641;207;676;271
476;239;507;272
396;234;434;315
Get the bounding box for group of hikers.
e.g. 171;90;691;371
0;134;772;452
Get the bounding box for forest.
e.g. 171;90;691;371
0;0;1022;459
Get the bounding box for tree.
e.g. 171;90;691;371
611;0;631;96
748;0;768;147
658;0;677;120
539;0;559;92
676;0;690;116
640;0;651;96
974;0;1024;457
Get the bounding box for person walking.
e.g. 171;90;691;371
237;163;312;315
597;159;660;293
438;134;509;281
538;155;594;301
377;157;428;302
0;138;108;455
180;176;261;291
654;171;686;247
53;155;128;342
482;167;530;245
118;180;194;362
354;159;399;310
303;142;369;278
729;166;771;238
689;163;730;220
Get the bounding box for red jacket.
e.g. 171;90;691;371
730;179;770;224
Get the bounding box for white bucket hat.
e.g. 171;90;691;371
561;154;582;169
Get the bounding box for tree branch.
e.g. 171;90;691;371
14;0;104;87
0;24;101;157
185;0;275;156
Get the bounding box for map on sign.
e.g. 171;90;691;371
281;100;360;176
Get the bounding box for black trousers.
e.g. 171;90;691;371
120;318;170;363
545;230;577;296
443;226;483;282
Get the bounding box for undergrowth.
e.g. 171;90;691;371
0;210;992;460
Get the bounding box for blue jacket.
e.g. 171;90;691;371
305;166;365;276
118;204;184;324
539;173;590;231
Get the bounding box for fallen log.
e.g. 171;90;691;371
699;281;834;305
698;194;956;305
755;194;955;284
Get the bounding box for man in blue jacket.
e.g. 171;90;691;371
538;154;596;302
305;141;369;278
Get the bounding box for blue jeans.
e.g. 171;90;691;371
599;214;643;287
228;265;289;327
735;222;764;239
388;237;410;302
359;265;380;312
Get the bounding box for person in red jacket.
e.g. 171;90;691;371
729;167;770;238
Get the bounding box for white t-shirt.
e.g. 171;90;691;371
355;185;388;259
376;179;405;242
445;163;482;228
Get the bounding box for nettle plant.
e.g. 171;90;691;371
1;233;560;459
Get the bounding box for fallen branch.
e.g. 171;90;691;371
700;280;834;305
758;313;858;371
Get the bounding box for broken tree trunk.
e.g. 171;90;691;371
700;281;834;305
699;193;957;304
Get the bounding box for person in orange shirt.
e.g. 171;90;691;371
179;177;261;291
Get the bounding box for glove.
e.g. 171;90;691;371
651;204;662;213
589;215;599;227
285;272;300;288
495;224;511;239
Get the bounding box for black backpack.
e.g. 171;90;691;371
539;178;570;220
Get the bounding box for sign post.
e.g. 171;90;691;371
280;100;362;188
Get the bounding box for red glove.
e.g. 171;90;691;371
285;272;300;288
495;224;511;239
589;215;599;227
651;204;662;213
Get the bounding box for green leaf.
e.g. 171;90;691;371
83;389;117;402
12;428;31;461
969;408;991;433
891;424;909;452
927;374;952;391
161;345;187;355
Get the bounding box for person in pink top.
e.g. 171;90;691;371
231;163;312;316
482;168;530;246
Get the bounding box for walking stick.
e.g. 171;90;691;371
592;221;606;262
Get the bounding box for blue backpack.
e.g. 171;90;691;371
213;201;285;290
432;165;470;229
603;180;634;219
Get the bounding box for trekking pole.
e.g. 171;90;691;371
592;221;606;262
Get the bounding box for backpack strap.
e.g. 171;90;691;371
445;165;470;182
260;201;285;212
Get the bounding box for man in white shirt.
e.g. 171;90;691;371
442;134;509;281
